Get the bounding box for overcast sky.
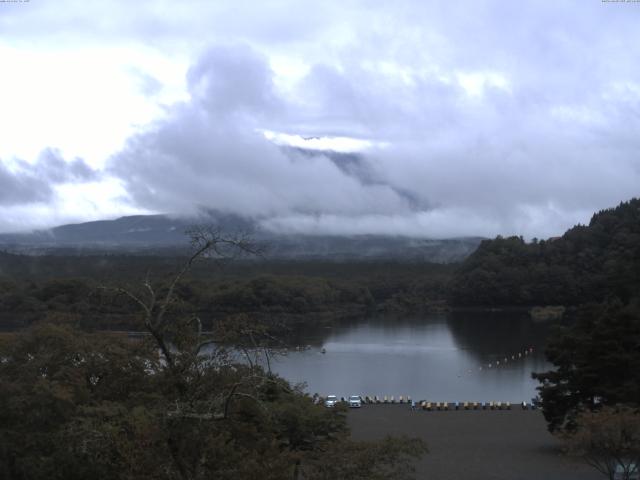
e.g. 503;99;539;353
1;0;639;238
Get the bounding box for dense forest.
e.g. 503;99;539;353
0;254;452;332
2;198;639;334
2;198;639;335
449;198;640;307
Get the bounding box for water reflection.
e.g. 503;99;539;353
271;312;558;402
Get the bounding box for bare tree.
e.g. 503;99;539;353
104;226;297;480
562;405;640;480
114;225;261;368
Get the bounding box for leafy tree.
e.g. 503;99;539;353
0;321;162;479
533;300;640;432
562;406;640;480
450;198;640;307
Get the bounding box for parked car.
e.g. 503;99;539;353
324;395;338;407
348;395;362;408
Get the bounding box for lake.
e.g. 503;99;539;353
270;310;558;403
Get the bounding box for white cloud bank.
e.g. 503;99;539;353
1;0;639;238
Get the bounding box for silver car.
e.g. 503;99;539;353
348;395;362;408
324;395;338;407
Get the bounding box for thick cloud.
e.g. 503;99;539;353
109;47;412;221
109;28;640;238
4;1;640;237
0;149;97;206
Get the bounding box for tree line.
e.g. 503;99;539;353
449;198;640;307
0;256;453;331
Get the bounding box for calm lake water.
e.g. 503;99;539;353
270;311;557;403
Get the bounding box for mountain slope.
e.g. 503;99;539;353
0;213;483;263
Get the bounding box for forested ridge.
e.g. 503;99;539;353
0;256;452;331
2;198;639;332
450;198;640;307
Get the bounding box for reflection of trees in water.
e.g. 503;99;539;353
280;313;421;349
281;324;330;349
280;310;570;364
440;310;560;364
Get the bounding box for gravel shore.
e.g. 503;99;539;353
347;404;602;480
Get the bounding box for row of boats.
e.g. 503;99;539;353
320;395;542;410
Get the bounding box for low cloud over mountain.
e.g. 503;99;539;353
1;1;639;239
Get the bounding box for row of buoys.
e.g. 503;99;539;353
484;347;535;370
456;347;536;378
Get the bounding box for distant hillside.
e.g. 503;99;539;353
0;213;482;263
0;213;252;247
449;198;640;306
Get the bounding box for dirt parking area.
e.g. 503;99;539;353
348;404;602;480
